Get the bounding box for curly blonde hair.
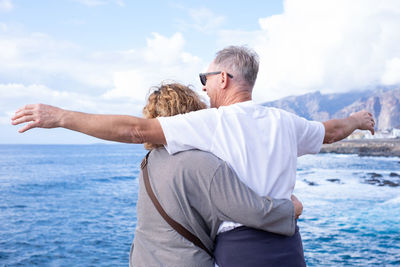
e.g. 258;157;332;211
143;82;207;150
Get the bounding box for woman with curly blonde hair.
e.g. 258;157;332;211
142;83;207;150
130;82;298;266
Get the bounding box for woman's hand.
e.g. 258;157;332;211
11;104;64;133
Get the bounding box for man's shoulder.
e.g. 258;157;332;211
219;101;295;120
158;107;219;122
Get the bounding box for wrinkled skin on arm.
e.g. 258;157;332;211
11;104;166;144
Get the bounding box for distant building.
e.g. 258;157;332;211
348;128;400;139
393;128;400;138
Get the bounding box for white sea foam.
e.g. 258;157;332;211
381;195;400;205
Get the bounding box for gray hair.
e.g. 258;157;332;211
214;46;259;87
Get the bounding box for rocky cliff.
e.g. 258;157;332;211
262;87;400;130
320;139;400;157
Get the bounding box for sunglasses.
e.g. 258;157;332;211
199;71;234;86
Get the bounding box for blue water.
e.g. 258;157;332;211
0;145;399;266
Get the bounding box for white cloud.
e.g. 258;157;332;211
102;70;148;102
217;0;400;101
0;83;97;112
0;83;144;126
0;30;204;98
0;0;13;12
381;58;400;85
144;33;186;64
0;30;205;126
0;32;110;90
102;33;203;101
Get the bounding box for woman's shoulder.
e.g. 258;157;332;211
150;148;224;176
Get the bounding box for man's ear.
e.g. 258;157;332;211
219;71;229;89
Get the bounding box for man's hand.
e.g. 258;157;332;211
291;195;303;219
323;110;375;144
11;104;64;133
350;110;375;135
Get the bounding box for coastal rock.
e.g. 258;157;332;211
367;172;383;178
365;178;400;187
363;175;400;187
389;172;399;177
381;180;399;187
326;178;342;184
364;177;381;185
303;179;318;186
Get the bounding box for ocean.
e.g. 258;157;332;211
0;144;399;266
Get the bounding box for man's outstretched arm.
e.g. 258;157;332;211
211;162;302;237
11;104;166;144
323;110;375;144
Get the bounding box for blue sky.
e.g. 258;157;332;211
3;1;282;53
1;0;400;144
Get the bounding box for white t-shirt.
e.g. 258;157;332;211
157;100;325;232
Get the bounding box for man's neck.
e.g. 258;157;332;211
217;89;252;107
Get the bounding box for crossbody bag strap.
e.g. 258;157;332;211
141;151;213;258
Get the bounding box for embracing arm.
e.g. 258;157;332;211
210;162;301;236
322;110;375;144
11;104;166;144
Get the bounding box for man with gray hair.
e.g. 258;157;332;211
12;46;375;266
156;46;373;266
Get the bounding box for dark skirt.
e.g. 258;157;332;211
214;225;306;267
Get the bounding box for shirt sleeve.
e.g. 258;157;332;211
157;108;219;155
289;113;325;156
209;162;296;236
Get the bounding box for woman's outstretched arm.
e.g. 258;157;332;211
11;104;166;144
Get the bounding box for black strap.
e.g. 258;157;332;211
141;151;213;258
